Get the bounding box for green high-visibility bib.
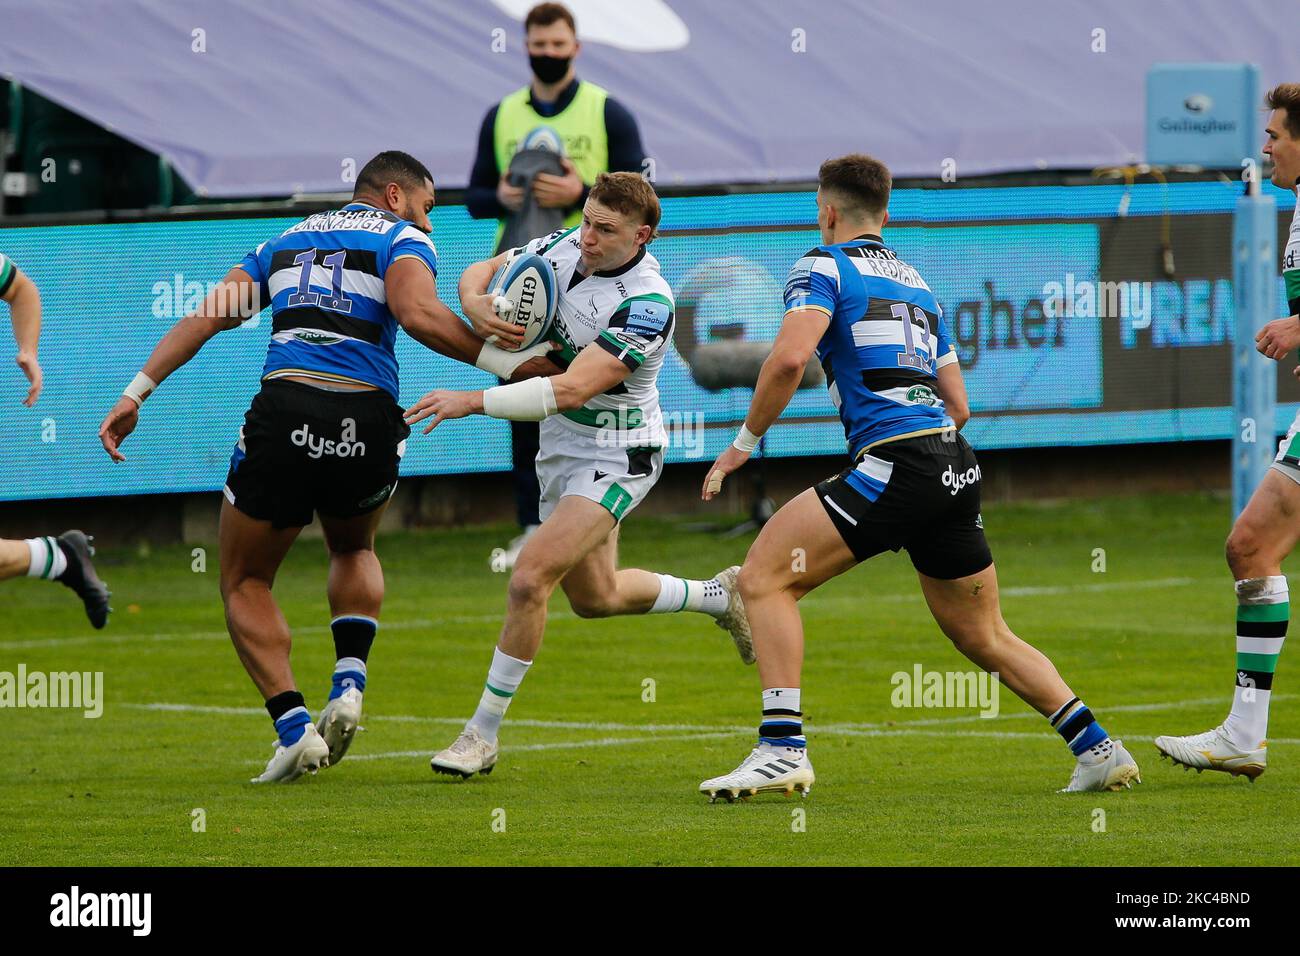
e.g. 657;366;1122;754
493;80;609;243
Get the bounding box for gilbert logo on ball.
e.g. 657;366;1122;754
488;252;558;350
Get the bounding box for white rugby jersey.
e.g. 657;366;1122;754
0;251;17;298
1285;192;1300;314
516;225;674;448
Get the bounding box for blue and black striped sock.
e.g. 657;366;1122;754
266;689;310;747
1050;697;1109;756
759;687;806;748
329;615;375;701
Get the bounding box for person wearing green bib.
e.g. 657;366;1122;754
466;2;647;570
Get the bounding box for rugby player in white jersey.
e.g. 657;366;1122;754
405;172;752;778
0;251;110;628
1156;84;1300;779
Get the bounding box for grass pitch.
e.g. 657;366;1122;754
1;491;1296;866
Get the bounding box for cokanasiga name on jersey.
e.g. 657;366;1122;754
236;202;439;400
515;225;675;446
784;235;958;457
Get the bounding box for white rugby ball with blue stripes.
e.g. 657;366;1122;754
520;125;564;154
490;252;558;350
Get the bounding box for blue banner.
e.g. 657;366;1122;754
0;182;1291;501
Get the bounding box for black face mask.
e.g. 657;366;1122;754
530;54;571;85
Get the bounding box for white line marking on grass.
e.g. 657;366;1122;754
0;611;578;651
5;577;1206;650
348;731;738;762
801;577;1204;607
818;693;1295;730
833;728;1300;745
123;703;749;732
1001;577;1197;597
129;694;1298;758
125;700;1300;767
314;728;1300;763
0;629;231;651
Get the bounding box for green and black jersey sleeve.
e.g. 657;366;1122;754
0;252;18;299
596;293;674;371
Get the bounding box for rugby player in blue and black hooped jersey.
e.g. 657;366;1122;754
699;154;1139;798
98;152;557;782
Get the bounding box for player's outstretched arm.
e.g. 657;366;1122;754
387;258;556;380
388;258;491;365
935;361;970;429
1;266;43;407
702;307;829;500
98;266;257;462
404;341;628;434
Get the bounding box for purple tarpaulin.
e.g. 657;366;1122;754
3;0;1299;197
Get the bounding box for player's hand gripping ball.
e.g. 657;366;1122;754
487;253;557;351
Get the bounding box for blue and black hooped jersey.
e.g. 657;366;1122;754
783;234;957;458
236;203;439;399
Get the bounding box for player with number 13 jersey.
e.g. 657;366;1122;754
698;154;1140;801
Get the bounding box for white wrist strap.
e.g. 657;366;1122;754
123;371;158;407
483;377;557;421
475;339;553;379
732;424;761;453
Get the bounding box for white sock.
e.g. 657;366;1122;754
763;687;801;713
760;687;805;747
648;574;729;616
468;647;532;742
1224;575;1287;749
26;537;67;580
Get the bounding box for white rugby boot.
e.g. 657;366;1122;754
490;525;539;573
431;726;499;779
1154;724;1267;781
317;687;363;767
250;724;330;784
700;743;814;801
1059;739;1141;792
712;566;755;665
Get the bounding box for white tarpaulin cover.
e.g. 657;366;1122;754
3;0;1298;196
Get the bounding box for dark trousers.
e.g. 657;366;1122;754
512;418;541;528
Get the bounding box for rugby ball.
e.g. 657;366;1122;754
489;252;557;350
520;124;564;155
